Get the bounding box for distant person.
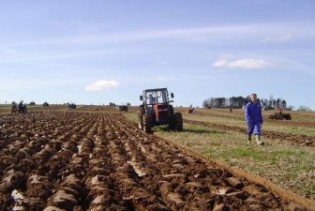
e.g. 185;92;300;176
244;93;264;145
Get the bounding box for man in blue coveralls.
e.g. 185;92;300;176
244;93;264;145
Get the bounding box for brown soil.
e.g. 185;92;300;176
267;118;315;128
185;108;315;128
0;112;314;210
184;119;315;147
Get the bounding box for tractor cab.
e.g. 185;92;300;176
138;88;182;133
140;88;174;105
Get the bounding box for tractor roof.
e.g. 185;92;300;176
143;88;168;92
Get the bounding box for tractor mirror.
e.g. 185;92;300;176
170;93;174;98
140;95;143;101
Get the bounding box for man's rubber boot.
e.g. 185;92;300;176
255;135;264;145
247;135;252;145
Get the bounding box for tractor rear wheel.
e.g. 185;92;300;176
138;106;145;130
174;112;183;131
138;114;143;130
143;115;151;133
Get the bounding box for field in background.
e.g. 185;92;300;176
124;107;315;200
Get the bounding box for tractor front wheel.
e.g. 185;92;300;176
174;112;183;131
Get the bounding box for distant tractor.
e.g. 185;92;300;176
68;103;77;109
138;88;183;133
43;101;49;107
118;105;128;112
268;107;292;120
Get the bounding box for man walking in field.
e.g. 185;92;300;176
245;93;264;145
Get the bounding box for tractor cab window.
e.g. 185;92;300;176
161;90;168;103
145;90;168;105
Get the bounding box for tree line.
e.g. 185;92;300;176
202;95;288;109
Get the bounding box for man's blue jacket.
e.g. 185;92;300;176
244;102;263;124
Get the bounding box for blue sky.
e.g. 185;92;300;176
0;0;314;109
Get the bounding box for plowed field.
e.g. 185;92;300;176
0;112;313;210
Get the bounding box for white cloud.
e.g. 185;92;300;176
260;33;293;43
213;58;272;69
85;80;119;91
213;59;228;68
50;20;100;32
0;49;115;64
9;23;298;47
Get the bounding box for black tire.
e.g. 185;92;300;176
138;106;145;130
174;112;183;131
143;115;151;133
138;114;143;130
168;106;175;129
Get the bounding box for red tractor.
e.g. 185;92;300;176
138;88;183;133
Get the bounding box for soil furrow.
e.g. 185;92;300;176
184;119;315;147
